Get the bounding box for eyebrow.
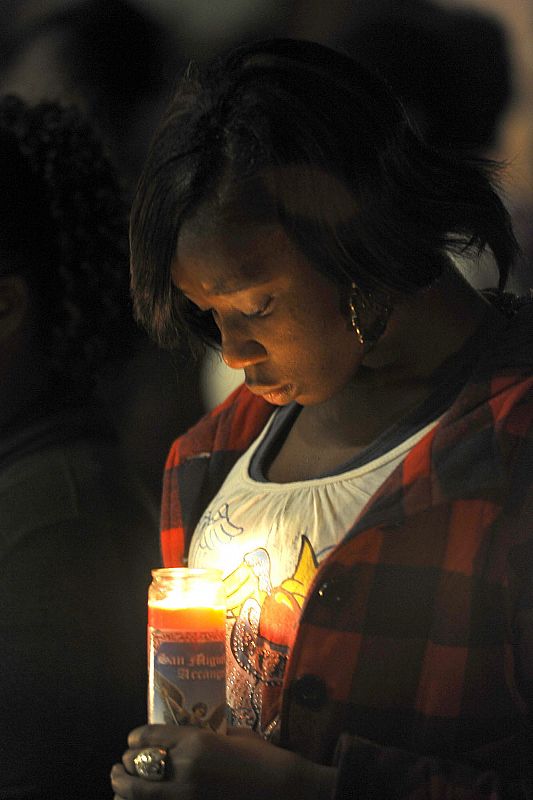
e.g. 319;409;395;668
206;274;271;296
180;262;271;298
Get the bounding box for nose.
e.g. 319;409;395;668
218;318;267;370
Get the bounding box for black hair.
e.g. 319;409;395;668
0;95;138;401
130;38;518;353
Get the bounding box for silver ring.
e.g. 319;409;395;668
133;747;168;781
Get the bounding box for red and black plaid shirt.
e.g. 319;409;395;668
161;304;533;799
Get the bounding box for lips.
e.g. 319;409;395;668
246;383;280;395
246;382;294;404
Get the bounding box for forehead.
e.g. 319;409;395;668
172;165;357;288
173;213;290;295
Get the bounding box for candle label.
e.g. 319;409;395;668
148;628;227;732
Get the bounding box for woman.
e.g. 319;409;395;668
112;39;533;799
0;96;159;800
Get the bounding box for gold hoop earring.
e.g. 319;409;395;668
348;282;365;346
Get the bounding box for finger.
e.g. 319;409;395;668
111;761;177;800
122;748;139;775
111;763;154;799
111;763;135;798
127;724;184;749
122;747;173;781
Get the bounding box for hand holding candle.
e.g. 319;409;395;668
148;568;227;732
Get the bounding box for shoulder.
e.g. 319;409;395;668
165;384;275;470
482;294;533;374
426;306;533;510
0;430;157;559
443;299;533;425
0;444;82;554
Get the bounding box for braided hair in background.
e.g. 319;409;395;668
0;94;138;402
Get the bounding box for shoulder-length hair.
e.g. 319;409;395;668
130;38;518;353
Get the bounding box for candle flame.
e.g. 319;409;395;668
149;569;225;611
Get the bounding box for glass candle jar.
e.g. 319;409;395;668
148;568;226;732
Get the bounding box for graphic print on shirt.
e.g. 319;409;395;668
223;535;319;734
190;499;325;733
190;502;244;560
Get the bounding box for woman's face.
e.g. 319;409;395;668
172;216;364;406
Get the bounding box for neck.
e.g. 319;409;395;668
300;269;500;440
360;267;495;385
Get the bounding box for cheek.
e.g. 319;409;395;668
271;303;356;373
283;288;344;336
306;302;362;379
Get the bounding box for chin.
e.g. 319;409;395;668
294;391;330;406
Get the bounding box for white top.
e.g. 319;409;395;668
189;409;439;735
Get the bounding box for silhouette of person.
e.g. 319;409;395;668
0;94;159;800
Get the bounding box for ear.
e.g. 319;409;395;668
0;274;30;343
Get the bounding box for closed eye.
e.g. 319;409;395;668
243;296;273;319
181;293;273;321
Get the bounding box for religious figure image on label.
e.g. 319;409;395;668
148;628;227;732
